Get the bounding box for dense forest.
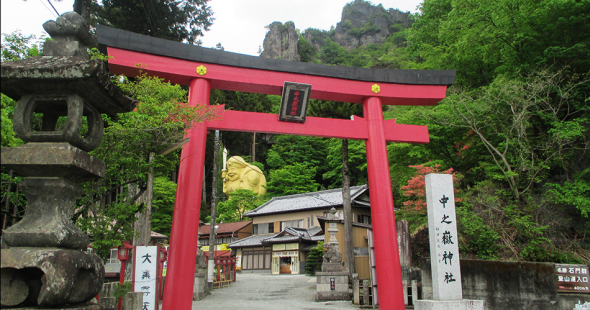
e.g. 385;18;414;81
1;0;588;264
219;0;590;265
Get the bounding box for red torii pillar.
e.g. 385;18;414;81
97;25;453;310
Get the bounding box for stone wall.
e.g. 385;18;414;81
421;259;590;310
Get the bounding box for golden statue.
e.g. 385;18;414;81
222;156;267;197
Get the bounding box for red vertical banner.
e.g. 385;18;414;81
363;96;405;310
162;78;210;310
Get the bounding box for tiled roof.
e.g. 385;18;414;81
203;250;232;258
150;231;168;239
316;215;373;229
311;235;325;242
263;235;301;243
228;226;324;248
228;234;275;248
245;185;368;217
200;220;252;236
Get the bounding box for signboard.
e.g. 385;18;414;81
556;264;589;293
279;82;311;123
134;246;158;310
285;243;299;250
272;251;298;258
273;244;286;251
330;278;336;290
426;174;462;300
236;255;242;271
201;244;228;252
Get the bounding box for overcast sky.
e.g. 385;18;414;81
1;0;422;56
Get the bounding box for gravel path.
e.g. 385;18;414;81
192;273;359;310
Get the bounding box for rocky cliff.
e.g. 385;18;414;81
260;21;300;61
260;0;412;62
332;0;412;49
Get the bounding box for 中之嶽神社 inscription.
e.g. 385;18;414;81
426;174;462;300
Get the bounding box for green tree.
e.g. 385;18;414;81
75;74;217;258
409;0;590;87
266;135;329;187
90;0;213;45
151;176;177;236
304;241;324;276
322;138;367;188
265;162;320;197
320;38;349;65
1;31;43;62
213;189;267;223
442;71;589;200
1;31;41;232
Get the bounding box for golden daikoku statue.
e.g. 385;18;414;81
222;156;267;197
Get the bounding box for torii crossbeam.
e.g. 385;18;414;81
97;25;455;310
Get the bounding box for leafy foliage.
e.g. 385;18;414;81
400;163;459;214
212;189;267;223
76;74;216;259
409;0;590;86
90;0;213;45
1;32;38;232
76;195;144;259
151;177;177;236
1;31;43;61
305;241;324;276
264;162;320;197
265;135;329;187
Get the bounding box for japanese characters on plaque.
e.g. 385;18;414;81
425;174;462;300
134;246;158;310
555;264;590;293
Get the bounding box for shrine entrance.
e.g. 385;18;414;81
97;25;455;310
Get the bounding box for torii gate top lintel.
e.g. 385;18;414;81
96;24;456;310
97;25;455;106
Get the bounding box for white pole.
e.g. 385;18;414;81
222;148;228;170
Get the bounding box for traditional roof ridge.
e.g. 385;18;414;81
200;220;252;235
316;215;373;229
245;185;369;217
228;226;324;248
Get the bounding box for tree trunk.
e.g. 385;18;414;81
251;132;256;162
342;139;355;279
208;130;221;289
133;152;154;246
73;0;90;21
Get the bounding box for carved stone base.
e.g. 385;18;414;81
322;263;343;272
1;177;89;249
316;272;350;301
0;248;104;308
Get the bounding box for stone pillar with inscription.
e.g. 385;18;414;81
0;12;136;308
414;174;484;310
317;207;350;301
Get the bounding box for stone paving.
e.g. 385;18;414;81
192;273;359;310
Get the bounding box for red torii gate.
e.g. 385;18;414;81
97;25;455;310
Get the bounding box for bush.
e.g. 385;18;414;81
305;241;324;276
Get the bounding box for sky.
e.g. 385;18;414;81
1;0;422;56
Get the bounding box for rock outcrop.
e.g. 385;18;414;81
260;21;300;61
260;0;412;61
333;0;412;49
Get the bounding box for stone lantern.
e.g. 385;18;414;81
0;12;136;308
316;207;349;301
322;207;343;272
